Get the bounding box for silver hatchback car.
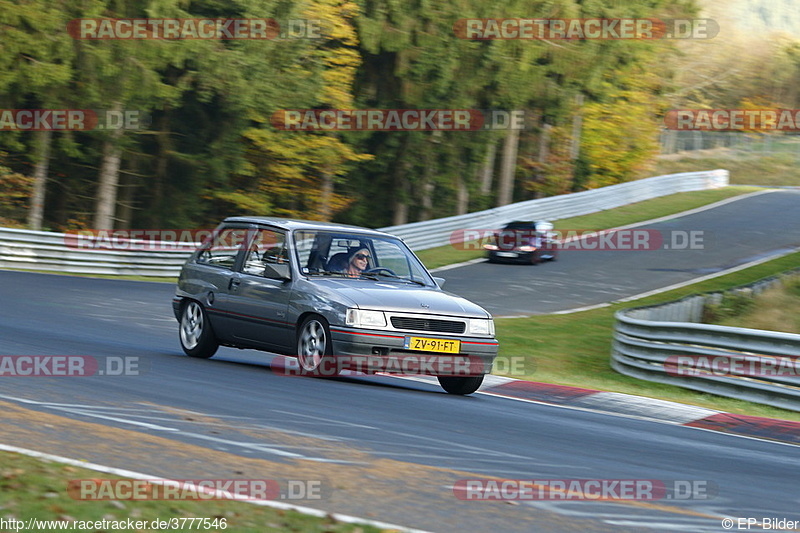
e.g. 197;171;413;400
173;217;499;394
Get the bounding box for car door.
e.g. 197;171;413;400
191;224;254;342
224;226;294;351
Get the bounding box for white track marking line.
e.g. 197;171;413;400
475;390;800;448
0;443;428;533
0;394;358;462
49;407;181;431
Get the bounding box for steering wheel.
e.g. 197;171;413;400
364;267;397;277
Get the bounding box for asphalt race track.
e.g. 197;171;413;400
440;190;800;315
1;190;799;532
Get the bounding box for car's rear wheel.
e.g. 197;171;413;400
179;300;218;359
438;375;484;395
296;315;338;376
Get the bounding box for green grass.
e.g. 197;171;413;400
417;186;756;270
0;451;382;533
492;250;800;421
711;276;800;334
655;150;800;187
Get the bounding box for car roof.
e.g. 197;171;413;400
223;216;394;237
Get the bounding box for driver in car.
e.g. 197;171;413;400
344;248;371;277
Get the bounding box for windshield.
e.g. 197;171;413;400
293;230;434;286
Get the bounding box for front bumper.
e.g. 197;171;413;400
488;249;536;262
329;326;499;376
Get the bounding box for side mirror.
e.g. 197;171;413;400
263;262;291;281
432;276;445;288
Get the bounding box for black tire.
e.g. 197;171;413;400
529;249;543;265
179;300;219;359
438;375;484;395
296;315;339;377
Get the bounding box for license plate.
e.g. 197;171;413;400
405;337;461;354
496;251;517;257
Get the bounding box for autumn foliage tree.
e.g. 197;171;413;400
0;0;703;230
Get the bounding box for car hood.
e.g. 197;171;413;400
307;279;491;318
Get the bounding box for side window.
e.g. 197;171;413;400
196;227;249;270
243;228;288;277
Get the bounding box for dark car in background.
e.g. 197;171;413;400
484;220;559;265
173;217;499;395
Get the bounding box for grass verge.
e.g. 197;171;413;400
493;250;800;421
418;186;757;270
0;450;382;533
710;276;800;333
654;150;800;187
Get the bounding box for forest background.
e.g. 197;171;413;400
1;0;798;231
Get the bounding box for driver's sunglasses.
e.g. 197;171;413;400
355;253;370;260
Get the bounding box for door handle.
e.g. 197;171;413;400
229;277;241;290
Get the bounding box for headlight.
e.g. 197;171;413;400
346;308;387;328
468;318;494;336
518;245;536;252
483;243;498;250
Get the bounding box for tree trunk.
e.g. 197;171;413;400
393;178;409;225
116;166;136;229
569;94;584;160
318;169;334;221
94;125;124;229
496;127;520;207
418;150;435;221
480;140;497;195
456;174;469;215
391;138;411;225
153;111;171;227
28;129;52;230
539;123;552;163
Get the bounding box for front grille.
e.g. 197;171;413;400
390;316;466;334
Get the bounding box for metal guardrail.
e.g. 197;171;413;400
612;273;800;412
0;227;194;277
0;169;728;277
382;169;728;250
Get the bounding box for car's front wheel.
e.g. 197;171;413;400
296;315;338;376
179;300;219;359
438;375;484;395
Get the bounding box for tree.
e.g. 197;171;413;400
0;0;73;229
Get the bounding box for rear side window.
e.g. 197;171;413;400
196;227;249;270
242;228;288;276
